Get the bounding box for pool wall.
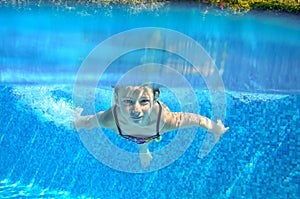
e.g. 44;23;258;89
1;4;300;93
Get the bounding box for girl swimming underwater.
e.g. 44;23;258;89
73;85;229;167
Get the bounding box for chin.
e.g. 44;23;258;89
130;119;145;126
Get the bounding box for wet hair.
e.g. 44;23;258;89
113;84;160;102
152;87;160;100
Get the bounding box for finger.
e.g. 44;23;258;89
214;135;220;143
74;107;83;116
217;120;224;126
77;107;84;113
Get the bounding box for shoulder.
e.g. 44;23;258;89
157;101;170;113
158;101;173;117
158;101;178;133
157;101;171;122
96;106;115;128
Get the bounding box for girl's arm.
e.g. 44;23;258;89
163;111;229;142
73;107;114;130
138;143;153;167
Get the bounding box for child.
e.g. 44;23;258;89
73;85;229;167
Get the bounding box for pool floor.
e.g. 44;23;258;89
0;85;299;198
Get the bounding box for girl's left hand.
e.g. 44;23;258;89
212;120;229;143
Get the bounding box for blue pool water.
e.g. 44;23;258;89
1;2;300;199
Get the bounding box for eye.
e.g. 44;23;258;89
140;99;150;105
122;99;133;105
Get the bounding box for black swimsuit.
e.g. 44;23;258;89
113;101;162;144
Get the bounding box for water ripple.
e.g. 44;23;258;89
0;179;70;199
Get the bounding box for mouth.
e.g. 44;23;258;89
130;116;143;121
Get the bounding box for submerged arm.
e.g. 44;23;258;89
73;107;114;130
138;143;153;167
163;112;229;142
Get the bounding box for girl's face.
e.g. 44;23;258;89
116;86;155;126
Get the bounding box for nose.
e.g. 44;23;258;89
131;102;141;115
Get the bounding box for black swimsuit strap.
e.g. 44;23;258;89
156;101;162;136
113;101;162;137
113;105;123;136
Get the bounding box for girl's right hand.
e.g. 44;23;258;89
72;107;84;130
